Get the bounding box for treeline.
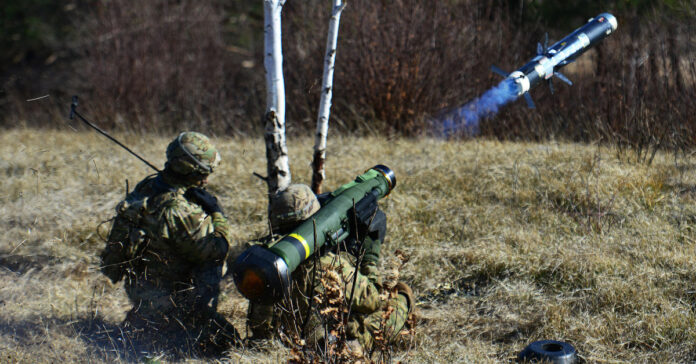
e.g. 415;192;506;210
1;0;694;152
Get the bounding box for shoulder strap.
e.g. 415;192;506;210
152;174;177;195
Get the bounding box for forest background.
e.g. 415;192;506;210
1;0;694;153
2;1;696;363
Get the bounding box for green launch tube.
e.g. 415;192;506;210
232;165;396;304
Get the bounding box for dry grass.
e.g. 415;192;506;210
2;128;696;363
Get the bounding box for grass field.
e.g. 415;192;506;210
2;129;696;363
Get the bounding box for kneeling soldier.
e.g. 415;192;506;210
100;132;239;352
246;184;414;354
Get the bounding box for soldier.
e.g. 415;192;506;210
246;184;414;355
100;131;239;353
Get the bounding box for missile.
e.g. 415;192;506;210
492;13;618;108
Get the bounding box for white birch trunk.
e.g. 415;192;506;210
311;0;346;194
263;0;291;195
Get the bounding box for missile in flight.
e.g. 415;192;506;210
492;13;618;108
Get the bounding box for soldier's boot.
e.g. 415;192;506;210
394;282;414;312
247;302;277;342
200;312;242;354
394;282;416;327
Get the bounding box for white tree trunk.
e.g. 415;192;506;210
311;0;346;194
263;0;291;195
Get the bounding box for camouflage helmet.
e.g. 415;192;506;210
269;184;321;231
165;132;221;176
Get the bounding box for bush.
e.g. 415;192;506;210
283;0;524;135
1;0;694;155
77;0;228;131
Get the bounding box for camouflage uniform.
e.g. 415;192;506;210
101;132;238;350
247;184;412;351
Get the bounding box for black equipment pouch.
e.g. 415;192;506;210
350;190;378;237
100;176;174;283
100;197;149;283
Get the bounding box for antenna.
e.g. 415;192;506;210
69;96;160;172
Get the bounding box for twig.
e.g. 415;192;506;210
301;219;319;337
346;198;376;323
26;95;50;102
253;172;269;182
92;159;101;184
8;239;27;255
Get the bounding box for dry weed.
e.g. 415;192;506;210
2;129;696;362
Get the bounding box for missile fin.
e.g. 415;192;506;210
537;42;544;55
491;65;509;77
548;79;555;94
555;72;573;86
524;93;536;109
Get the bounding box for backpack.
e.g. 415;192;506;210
100;193;151;283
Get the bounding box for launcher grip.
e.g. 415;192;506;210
351;188;379;236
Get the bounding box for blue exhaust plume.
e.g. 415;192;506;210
439;78;519;137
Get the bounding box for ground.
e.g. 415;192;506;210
2;129;696;363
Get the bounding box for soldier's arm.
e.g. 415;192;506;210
358;209;387;287
161;201;232;264
346;269;382;314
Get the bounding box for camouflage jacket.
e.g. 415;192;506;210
247;234;382;340
295;250;408;350
102;173;232;290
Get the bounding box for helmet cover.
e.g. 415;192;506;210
165;131;221;176
269;184;321;231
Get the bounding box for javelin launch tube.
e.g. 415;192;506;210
233;165;396;304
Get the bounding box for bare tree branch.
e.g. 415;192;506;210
311;0;346;194
264;0;291;195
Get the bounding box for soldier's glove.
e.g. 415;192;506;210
185;187;224;214
360;235;382;268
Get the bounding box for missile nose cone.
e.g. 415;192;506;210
600;13;618;31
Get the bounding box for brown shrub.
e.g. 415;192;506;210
78;0;226;131
2;1;695;154
60;0;267;134
282;0;525;135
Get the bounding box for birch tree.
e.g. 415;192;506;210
263;0;291;196
311;0;346;194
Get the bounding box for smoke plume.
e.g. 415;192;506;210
439;78;519;136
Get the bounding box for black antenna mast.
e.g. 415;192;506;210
69;96;160;172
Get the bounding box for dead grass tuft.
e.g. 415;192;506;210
2;129;696;362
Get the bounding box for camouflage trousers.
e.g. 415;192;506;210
346;292;409;350
247;251;409;351
124;264;240;351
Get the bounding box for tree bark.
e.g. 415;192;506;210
263;0;291;196
311;0;346;194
